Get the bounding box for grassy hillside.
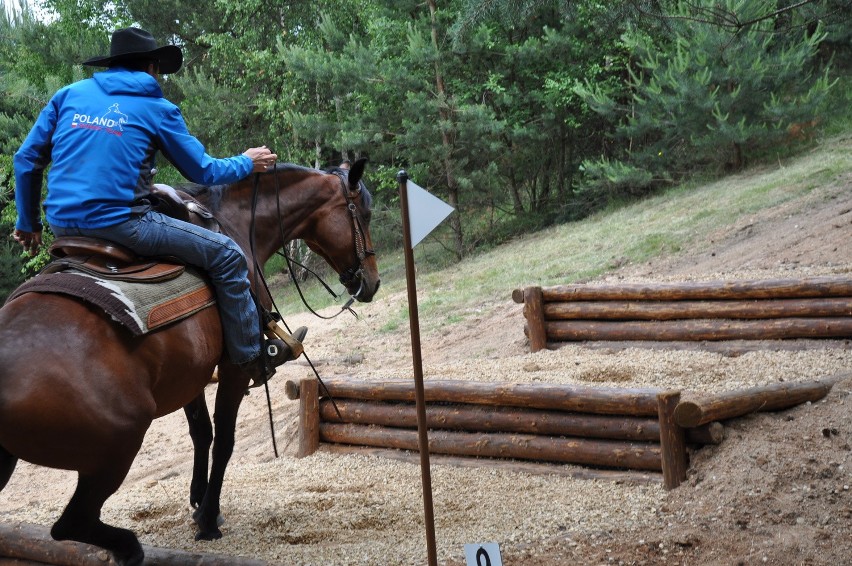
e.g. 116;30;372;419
274;132;851;333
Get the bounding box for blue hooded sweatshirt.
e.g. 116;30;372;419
14;68;253;232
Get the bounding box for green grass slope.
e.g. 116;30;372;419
276;133;851;334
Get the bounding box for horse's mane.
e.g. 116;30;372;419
177;161;372;212
276;162;318;175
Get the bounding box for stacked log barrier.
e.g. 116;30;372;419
287;375;841;489
512;276;852;352
287;377;732;488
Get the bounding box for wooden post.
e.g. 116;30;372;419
284;379;300;400
524;286;547;352
657;390;688;490
297;377;319;457
397;169;439;566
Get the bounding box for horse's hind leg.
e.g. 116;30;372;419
0;444;18;491
184;394;213;508
51;466;144;566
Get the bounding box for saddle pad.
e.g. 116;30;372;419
7;267;216;336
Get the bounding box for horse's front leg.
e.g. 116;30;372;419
183;394;212;509
0;444;18;491
51;426;148;566
192;367;250;541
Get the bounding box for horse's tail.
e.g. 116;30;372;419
0;443;17;492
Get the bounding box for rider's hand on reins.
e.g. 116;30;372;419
243;145;278;172
13;229;43;256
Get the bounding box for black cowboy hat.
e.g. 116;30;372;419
82;27;182;74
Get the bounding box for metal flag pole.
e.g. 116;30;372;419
396;169;438;566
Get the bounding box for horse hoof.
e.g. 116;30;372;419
112;541;144;566
116;551;144;566
195;528;223;541
192;508;225;526
192;508;225;541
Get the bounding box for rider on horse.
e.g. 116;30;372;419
12;27;305;385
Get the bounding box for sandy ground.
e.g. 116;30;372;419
1;166;851;565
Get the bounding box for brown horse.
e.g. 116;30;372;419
0;158;379;565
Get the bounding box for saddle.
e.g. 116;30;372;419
6;185;222;335
46;236;185;283
151;183;220;233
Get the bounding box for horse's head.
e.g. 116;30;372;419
300;157;381;303
197;159;381;304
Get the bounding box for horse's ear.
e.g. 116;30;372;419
348;157;368;189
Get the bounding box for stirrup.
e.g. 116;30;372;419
265;320;307;358
248;327;308;388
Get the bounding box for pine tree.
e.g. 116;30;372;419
575;0;835;203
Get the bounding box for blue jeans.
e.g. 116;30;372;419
51;211;261;365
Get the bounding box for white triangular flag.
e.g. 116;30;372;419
407;180;455;248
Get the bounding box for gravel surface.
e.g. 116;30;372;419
1;167;850;565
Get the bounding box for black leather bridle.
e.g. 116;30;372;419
258;166;374;320
334;170;376;300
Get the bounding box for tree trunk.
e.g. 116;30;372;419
427;0;464;259
509;160;524;214
313;86;322;169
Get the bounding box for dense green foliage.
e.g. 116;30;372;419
0;153;25;299
1;0;848;300
574;0;837;204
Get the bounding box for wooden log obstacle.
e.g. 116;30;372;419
286;375;842;489
512;276;852;352
0;521;267;565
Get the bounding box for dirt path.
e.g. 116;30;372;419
1;170;850;565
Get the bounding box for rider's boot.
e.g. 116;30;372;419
248;326;308;388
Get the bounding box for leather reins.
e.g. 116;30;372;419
275;168;373;320
246;166;371;445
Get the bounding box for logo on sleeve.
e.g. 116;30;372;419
71;103;130;136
